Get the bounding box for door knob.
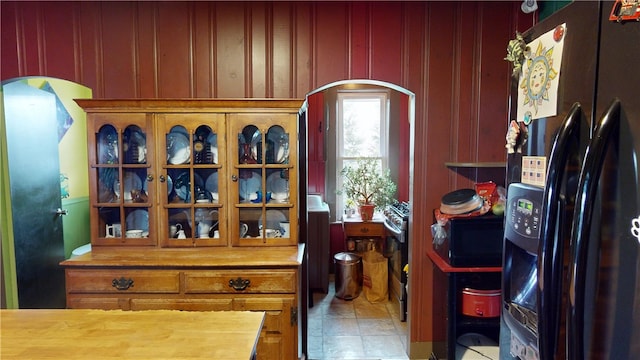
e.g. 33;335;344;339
55;208;68;216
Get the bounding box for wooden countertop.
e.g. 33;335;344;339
60;244;305;268
1;309;264;359
427;248;502;273
342;213;385;223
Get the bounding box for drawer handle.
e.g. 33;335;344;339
229;277;251;291
112;277;134;291
360;227;369;233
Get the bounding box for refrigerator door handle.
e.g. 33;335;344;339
568;99;621;360
537;102;585;360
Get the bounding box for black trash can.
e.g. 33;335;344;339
333;252;362;300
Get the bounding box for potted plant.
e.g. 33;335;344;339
344;198;357;218
340;158;397;221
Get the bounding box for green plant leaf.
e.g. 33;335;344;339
340;158;397;210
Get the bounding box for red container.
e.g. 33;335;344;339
461;288;501;318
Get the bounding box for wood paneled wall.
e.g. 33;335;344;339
1;1;535;356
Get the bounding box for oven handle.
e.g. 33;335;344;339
383;221;404;242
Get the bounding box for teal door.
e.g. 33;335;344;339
3;80;66;308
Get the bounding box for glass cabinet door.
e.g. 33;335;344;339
158;114;227;247
229;114;297;246
90;114;155;246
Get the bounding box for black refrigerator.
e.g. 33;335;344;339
500;1;640;360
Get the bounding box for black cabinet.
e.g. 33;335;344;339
448;272;501;353
308;206;330;293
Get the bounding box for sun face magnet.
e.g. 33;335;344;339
516;24;565;123
519;42;559;116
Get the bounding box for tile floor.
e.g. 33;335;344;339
308;275;409;360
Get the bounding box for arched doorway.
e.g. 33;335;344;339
303;79;415;359
304;79;414;218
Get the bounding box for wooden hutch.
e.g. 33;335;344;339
61;99;305;360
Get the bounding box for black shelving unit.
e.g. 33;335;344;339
428;249;502;359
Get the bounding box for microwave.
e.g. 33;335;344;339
433;211;505;267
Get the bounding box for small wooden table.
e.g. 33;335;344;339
0;309;264;359
342;213;386;252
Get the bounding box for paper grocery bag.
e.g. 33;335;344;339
362;250;388;303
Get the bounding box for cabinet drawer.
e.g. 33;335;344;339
67;295;131;310
184;269;297;294
344;222;385;237
130;298;234;311
66;269;180;294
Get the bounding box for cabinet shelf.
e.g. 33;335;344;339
192;164;222;169
445;162;506;168
427;249;501;273
193;204;222;208
122;203;151;208
266;204;294;208
457;316;500;328
428;248;502;359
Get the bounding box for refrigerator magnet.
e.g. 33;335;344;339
609;0;640;22
516;24;566;122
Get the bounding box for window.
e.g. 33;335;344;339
336;91;389;217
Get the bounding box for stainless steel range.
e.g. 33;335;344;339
383;201;410;322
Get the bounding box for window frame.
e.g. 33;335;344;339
335;91;390;218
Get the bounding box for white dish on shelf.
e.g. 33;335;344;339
167;175;173;195
167;132;190;164
267;172;288;195
258;209;287;230
271;192;288;202
239;173;261;201
207;133;217;147
205;172;218;194
126;209;149;233
114;171;143;201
